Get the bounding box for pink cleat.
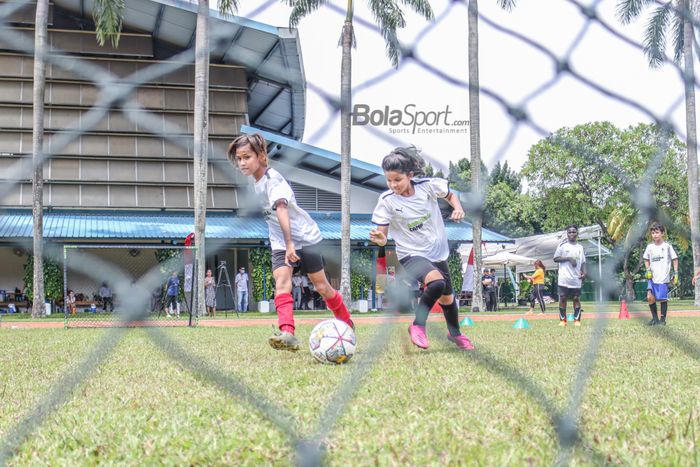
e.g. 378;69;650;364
447;333;475;350
408;324;429;349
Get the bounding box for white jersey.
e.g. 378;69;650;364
643;241;677;284
554;241;586;288
254;167;323;251
372;177;450;262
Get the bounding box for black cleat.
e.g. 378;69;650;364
658;319;666;326
647;318;659;326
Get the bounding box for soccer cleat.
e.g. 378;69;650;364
574;320;581;327
558;320;567;327
647;318;659;326
408;324;429;349
658;319;667;326
268;331;300;352
447;333;475;350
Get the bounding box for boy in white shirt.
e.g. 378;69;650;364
643;222;678;326
553;225;586;326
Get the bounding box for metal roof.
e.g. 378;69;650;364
241;125;388;192
0;211;512;243
52;0;306;139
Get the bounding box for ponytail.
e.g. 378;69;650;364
381;145;426;177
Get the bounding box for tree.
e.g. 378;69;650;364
468;0;515;311
286;0;434;305
31;0;50;317
189;0;239;317
482;182;538;237
489;160;521;192
617;0;700;305
522;122;687;299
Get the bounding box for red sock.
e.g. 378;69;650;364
274;293;295;334
325;290;352;326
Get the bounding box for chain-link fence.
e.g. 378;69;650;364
0;0;699;465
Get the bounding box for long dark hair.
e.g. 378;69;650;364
534;259;545;271
381;145;426;176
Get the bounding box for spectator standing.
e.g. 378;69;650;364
235;266;250;313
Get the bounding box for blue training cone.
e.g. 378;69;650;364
567;313;575;322
460;316;474;327
513;317;530;330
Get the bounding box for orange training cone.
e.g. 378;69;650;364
430;301;442;313
618;299;630;319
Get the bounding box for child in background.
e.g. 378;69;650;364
227;133;354;352
643;222;678;326
66;289;77;315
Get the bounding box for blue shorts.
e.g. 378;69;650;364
647;281;669;301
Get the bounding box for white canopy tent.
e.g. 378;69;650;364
482;251;537;301
458;225;613;302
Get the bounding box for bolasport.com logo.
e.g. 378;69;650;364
351;104;470;135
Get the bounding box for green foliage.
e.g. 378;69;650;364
518;279;532;301
154;250;185;301
522;122;687;236
250;248;273;302
286;0;434;67
483;182;538;237
447;158;488;193
448;249;463;294
23;255;63;302
93;0;125;47
351;249;373;300
489;161;521;192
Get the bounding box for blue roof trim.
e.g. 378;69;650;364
241;125;384;177
0;211;512;243
151;0;279;35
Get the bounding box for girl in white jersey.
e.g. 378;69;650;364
227;134;354;351
369;146;474;350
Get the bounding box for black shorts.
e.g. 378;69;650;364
558;285;581;299
399;256;454;295
271;241;325;274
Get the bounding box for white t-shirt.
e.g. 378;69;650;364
554;241;586;288
254;168;323;251
643;241;678;284
371;178;450;262
235;272;249;291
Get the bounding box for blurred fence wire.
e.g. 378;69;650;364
0;0;699;466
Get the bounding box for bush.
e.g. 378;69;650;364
250;248;273;302
23;255;63;302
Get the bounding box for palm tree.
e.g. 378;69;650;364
286;0;434;305
467;0;514;311
617;0;700;305
185;0;239;318
31;0;50;318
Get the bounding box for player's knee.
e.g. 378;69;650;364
424;279;446;300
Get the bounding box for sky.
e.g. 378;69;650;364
235;0;691;176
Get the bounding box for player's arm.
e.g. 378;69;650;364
672;257;680;285
579;259;587;279
369;225;389;247
693;267;700;286
274;200;300;265
444;191;465;222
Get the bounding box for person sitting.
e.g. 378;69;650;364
99;282;114;312
66;290;77;315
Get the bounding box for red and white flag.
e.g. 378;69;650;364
462;246;475;292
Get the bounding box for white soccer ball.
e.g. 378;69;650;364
308;319;356;364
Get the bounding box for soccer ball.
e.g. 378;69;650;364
308;319;356;364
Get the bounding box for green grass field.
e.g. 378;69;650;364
2;299;698;322
1;316;699;465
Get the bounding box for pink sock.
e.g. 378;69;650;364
325;290;352;326
274;293;295;334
